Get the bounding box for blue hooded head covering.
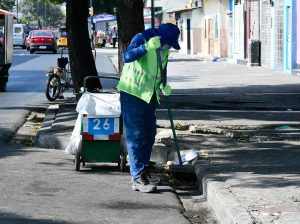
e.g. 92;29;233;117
158;23;181;50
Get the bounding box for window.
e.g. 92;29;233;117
14;27;22;34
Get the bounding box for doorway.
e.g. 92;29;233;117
187;19;191;54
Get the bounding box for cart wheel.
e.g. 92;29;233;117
75;151;81;171
118;153;127;172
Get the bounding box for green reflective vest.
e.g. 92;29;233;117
117;39;169;104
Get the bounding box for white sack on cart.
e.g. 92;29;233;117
65;114;82;155
76;92;121;117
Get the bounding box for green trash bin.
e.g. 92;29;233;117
75;76;127;172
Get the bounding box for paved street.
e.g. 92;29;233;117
0;144;189;224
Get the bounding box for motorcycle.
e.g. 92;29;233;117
45;48;73;101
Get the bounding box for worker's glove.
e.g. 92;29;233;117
160;83;171;96
145;36;161;51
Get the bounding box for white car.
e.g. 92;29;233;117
13;24;26;49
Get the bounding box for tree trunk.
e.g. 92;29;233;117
66;0;101;93
116;0;144;73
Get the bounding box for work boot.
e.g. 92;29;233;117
132;172;157;193
145;172;161;185
131;173;161;185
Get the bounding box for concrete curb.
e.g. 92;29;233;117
36;104;68;149
201;175;255;224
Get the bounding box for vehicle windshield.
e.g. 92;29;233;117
14;27;22;34
33;31;52;37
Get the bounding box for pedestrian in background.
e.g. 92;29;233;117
117;23;180;193
111;27;118;48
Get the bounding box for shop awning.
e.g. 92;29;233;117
89;13;116;23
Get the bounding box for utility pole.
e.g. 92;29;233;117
16;0;19;23
37;1;40;29
151;0;155;29
44;2;46;29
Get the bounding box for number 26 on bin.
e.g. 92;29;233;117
88;118;114;135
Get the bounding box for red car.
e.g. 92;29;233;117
29;30;57;54
26;30;33;50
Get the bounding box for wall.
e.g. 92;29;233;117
178;11;192;55
249;0;260;40
191;8;203;54
233;0;246;60
274;0;284;69
220;0;230;57
201;0;229;58
260;0;272;66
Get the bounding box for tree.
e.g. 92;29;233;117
19;0;65;29
0;0;15;11
28;0;102;94
116;0;144;72
66;0;101;93
93;0;117;15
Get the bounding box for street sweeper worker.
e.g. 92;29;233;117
117;23;181;193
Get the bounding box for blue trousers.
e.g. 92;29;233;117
120;92;157;179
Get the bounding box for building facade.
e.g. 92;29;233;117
283;0;297;72
260;0;274;67
232;0;247;63
151;0;298;73
201;0;230;58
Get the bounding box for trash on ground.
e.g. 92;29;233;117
287;109;294;111
65;114;82;155
199;149;209;158
153;163;164;171
175;149;199;165
167;161;174;166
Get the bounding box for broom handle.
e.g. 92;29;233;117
157;49;183;166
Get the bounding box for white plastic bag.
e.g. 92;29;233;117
65;114;82;155
76;92;121;117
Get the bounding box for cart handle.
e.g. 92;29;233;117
83;76;120;92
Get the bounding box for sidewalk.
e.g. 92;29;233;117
38;50;300;224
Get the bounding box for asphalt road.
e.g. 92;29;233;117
0;48;58;144
0;48;117;144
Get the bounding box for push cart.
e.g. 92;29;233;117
75;76;127;171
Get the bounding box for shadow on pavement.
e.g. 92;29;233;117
189;135;300;188
0;211;70;224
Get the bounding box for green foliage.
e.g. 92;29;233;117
19;0;65;29
0;0;15;11
93;0;117;15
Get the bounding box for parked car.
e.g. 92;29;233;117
25;30;33;50
13;24;26;49
57;28;67;48
29;30;57;54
